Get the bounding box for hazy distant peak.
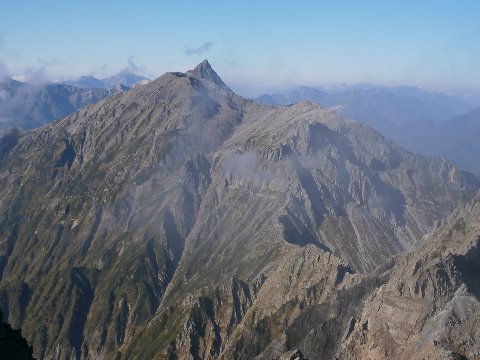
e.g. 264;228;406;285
61;75;106;89
58;73;149;89
101;72;149;88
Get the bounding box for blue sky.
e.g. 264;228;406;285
0;1;479;95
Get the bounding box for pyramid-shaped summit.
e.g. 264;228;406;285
187;59;230;90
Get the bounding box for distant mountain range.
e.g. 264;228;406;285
0;79;117;130
449;89;480;107
0;72;149;130
394;106;480;172
60;72;149;89
257;84;474;131
257;85;480;173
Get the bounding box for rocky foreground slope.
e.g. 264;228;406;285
0;61;478;359
336;193;480;360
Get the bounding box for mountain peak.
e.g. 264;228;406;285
187;59;229;89
195;59;212;71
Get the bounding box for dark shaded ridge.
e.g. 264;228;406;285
54;140;76;170
188;297;222;359
291;157;327;225
278;211;330;253
0;282;31;329
163;210;185;285
454;237;480;300
68;268;94;359
0;225;19;280
0;129;23;160
0;309;35;359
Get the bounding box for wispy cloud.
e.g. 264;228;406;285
92;56;146;78
11;61;50;84
184;42;213;56
120;55;145;74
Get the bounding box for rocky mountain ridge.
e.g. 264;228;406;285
256;85;480;173
0;60;478;359
337;193;480;359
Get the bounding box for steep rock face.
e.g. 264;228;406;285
336;195;480;359
0;61;247;359
0;128;23;159
213;196;480;360
0;61;478;359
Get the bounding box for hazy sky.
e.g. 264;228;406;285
1;1;479;96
